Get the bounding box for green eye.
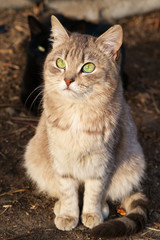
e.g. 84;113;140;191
56;58;66;69
82;63;95;73
38;45;45;52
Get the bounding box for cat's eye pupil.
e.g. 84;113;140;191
38;45;45;52
82;63;95;73
56;58;66;69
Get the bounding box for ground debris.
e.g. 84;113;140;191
0;7;160;240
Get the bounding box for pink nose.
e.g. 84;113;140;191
64;79;74;86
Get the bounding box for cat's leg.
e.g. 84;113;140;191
82;179;105;229
53;200;61;216
54;176;79;231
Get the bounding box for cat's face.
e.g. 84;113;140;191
45;35;110;99
44;16;123;101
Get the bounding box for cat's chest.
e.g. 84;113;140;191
46;109;109;180
47;107;105;150
48;119;102;154
49;126;107;179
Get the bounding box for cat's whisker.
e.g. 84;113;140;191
38;96;44;113
29;89;44;112
24;85;43;107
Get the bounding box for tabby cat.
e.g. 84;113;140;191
24;15;147;238
21;14;127;115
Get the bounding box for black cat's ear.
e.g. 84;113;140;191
28;15;43;37
96;25;123;60
51;15;69;46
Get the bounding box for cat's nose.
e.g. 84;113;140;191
64;78;74;86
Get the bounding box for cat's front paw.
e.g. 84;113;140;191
54;200;61;216
82;213;103;229
55;215;78;231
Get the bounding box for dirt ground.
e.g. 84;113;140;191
0;6;160;240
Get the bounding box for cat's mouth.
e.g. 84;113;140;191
64;86;74;92
64;87;72;92
62;86;80;98
65;86;71;91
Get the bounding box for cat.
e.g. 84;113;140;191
21;15;51;115
24;15;147;238
21;14;127;115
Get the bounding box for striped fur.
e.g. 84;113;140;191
92;192;148;238
24;16;147;237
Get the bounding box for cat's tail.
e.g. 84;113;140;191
92;192;148;238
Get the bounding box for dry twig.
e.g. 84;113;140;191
0;49;13;54
0;104;21;109
0;188;32;197
0;61;20;70
0;207;10;216
147;227;160;232
12;116;39;123
0;127;27;137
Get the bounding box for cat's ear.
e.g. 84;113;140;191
28;16;43;37
96;25;123;60
51;15;69;45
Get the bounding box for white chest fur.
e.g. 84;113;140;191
45;100;111;181
47;120;109;181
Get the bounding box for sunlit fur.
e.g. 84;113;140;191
24;16;147;237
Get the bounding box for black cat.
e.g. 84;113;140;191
21;15;50;115
21;14;127;115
